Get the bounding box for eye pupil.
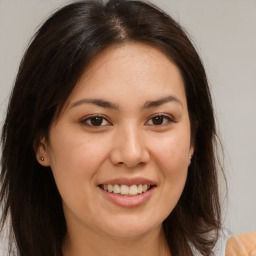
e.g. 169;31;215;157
91;116;103;126
152;116;163;125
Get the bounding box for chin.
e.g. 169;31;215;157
100;217;162;239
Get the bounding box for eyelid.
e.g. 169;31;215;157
80;114;112;127
79;113;175;127
145;113;175;126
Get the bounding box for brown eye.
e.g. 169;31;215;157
90;116;104;126
146;114;173;126
81;115;110;127
152;115;164;125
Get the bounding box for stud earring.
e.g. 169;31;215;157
40;156;44;161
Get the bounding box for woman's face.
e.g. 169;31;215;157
39;43;193;239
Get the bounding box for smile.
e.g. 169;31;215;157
99;184;152;196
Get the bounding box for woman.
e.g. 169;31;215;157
0;0;227;255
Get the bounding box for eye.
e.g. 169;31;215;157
146;114;173;126
81;115;111;127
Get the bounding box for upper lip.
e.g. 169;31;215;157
99;177;156;186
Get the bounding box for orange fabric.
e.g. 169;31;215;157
225;232;256;256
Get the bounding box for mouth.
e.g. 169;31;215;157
98;184;155;197
98;178;157;207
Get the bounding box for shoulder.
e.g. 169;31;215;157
191;230;256;256
225;232;256;256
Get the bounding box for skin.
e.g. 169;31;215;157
38;43;194;256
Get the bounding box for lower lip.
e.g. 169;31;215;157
98;186;155;208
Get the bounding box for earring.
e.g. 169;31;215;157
40;156;44;161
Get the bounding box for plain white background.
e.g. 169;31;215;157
1;0;256;252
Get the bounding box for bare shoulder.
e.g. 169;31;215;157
225;232;256;256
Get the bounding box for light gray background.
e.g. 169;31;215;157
1;0;256;252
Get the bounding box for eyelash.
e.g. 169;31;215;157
80;114;111;127
145;114;174;126
80;113;174;127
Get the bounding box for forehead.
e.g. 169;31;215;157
66;42;187;109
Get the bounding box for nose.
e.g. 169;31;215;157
109;125;150;168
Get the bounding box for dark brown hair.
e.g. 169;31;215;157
1;0;222;255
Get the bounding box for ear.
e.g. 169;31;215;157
188;146;194;165
36;138;51;167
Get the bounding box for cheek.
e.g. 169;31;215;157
151;131;191;174
47;134;113;222
48;131;110;198
149;132;190;208
157;139;189;189
50;128;106;170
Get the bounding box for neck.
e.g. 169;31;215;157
63;224;171;256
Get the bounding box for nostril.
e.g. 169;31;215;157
109;141;150;167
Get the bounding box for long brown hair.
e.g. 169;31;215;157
1;0;222;255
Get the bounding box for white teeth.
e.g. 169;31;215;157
120;185;129;195
102;184;151;196
113;184;120;194
129;185;138;195
137;184;143;193
142;184;148;193
107;184;113;193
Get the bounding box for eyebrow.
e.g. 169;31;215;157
143;96;183;109
69;95;182;110
70;98;119;109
